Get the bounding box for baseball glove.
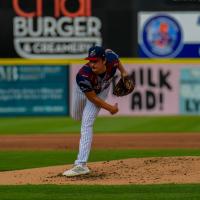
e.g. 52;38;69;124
113;76;135;96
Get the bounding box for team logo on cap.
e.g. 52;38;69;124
141;15;183;57
89;49;97;57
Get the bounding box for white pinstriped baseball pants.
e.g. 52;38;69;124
71;83;110;165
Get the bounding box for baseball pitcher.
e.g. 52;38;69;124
63;46;134;177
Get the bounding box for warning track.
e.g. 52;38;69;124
0;133;200;150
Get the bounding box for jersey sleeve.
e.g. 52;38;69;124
76;72;93;93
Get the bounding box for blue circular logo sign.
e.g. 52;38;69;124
141;15;183;58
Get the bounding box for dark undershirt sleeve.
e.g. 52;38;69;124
76;73;93;93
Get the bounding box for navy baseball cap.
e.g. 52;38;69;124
85;46;105;61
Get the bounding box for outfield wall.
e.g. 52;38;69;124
0;59;200;116
70;59;200;116
1;1;200;59
0;64;69;116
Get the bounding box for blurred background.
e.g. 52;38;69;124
0;1;200;197
0;0;200;122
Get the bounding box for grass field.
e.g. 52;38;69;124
1;184;200;200
0;116;200;134
1;149;200;171
0;116;200;199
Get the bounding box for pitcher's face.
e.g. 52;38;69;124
89;58;106;74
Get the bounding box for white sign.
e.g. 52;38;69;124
138;12;200;58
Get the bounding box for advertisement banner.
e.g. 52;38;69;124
0;65;69;116
70;63;182;116
5;0;103;58
138;12;200;58
0;0;135;58
180;68;200;114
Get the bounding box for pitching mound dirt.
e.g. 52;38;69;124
0;156;200;185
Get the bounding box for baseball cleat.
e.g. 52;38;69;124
62;165;90;177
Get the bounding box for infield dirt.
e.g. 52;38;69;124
0;133;200;150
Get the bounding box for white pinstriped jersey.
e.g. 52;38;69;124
72;49;119;166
